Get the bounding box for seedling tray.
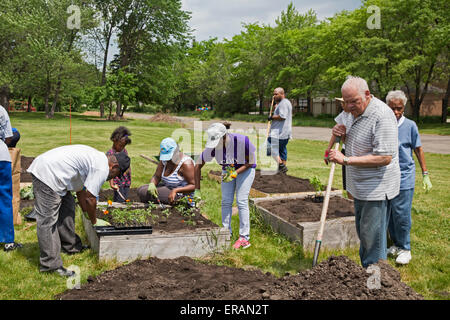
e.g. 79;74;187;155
95;225;153;236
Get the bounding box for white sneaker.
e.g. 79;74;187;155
387;245;400;257
396;250;412;265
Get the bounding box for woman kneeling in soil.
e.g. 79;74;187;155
194;122;256;249
138;138;195;206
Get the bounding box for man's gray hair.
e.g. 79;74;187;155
386;90;408;107
341;76;370;99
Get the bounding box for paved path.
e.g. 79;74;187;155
125;113;450;155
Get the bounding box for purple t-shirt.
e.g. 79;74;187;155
201;133;257;170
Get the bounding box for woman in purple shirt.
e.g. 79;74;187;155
194;122;256;249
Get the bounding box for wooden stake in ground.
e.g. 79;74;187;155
312;137;341;267
266;97;275;139
140;154;159;165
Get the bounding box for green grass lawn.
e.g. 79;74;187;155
0;112;448;300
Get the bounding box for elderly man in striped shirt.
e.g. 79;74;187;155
329;76;400;268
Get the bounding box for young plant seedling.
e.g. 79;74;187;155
309;175;325;202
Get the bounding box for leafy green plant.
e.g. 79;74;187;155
108;207;156;226
175;196;198;225
20;185;34;200
162;208;171;218
309;175;324;197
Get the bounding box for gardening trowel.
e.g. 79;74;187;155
156;197;166;209
116;188;127;202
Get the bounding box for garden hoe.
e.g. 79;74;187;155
312;136;340;267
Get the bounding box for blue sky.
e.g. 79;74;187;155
181;0;363;41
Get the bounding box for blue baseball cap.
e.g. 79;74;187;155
159;138;178;161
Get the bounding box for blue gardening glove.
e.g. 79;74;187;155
147;182;158;198
422;174;432;192
93;218;111;227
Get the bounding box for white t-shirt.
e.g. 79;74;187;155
334;111;353;133
27;145;109;197
0;105;13;162
334;111;354;148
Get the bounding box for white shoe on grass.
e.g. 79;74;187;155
395;250;411;265
387;245;400;257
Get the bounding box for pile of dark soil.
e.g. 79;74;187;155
150;113;182;124
20;156;34;182
252;170;318;194
97;204;217;232
257;196;354;223
58;255;422;300
210;170;320;194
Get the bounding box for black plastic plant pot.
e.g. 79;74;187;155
95;225;153;236
313;195;324;203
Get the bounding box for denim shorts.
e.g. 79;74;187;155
267;137;290;161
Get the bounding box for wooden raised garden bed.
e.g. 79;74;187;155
83;199;230;262
208;169;342;198
251;194;359;249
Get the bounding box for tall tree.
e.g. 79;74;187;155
228;23;275;115
112;0;191;117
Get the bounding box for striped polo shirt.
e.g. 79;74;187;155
345;96;400;201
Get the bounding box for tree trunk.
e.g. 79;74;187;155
48;30;76;118
0;86;10;111
27;96;32;112
49;79;62;118
442;77;450;123
44;82;50;115
306;91;312;115
259;94;264;115
116;100;122;119
100;25;114;118
109;102;113;119
120;104;127;117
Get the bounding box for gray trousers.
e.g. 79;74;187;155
32;175;83;271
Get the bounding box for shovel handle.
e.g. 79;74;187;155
266;97;275;139
312;140;341;267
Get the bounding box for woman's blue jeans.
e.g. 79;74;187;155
388;188;414;251
221;168;255;241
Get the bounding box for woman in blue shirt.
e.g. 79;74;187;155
386;90;432;265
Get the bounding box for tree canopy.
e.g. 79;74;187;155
0;0;448;120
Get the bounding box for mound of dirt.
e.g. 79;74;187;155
58;255;422;300
150;113;181;124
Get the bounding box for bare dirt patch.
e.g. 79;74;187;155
57;255;422;300
257;196;354;223
210;170;318;194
